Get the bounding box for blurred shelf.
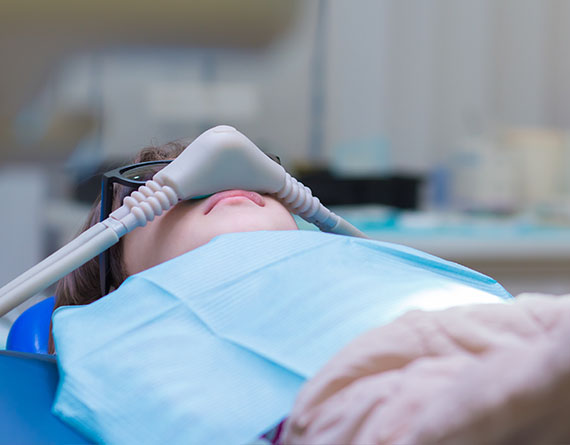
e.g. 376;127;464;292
366;230;570;263
329;206;570;263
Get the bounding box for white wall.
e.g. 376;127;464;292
35;0;570;173
324;0;569;172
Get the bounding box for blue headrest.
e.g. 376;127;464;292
6;297;54;354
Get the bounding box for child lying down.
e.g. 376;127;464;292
48;134;564;444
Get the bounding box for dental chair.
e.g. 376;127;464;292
1;297;90;444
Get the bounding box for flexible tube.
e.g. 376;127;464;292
0;223;108;296
0;226;119;316
0;180;179;316
330;217;368;238
275;172;368;239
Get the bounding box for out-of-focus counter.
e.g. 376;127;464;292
321;207;570;297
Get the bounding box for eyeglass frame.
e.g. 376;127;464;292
98;153;282;296
99;160;172;296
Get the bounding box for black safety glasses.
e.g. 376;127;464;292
99;160;172;296
100;160;172;226
98;153;281;295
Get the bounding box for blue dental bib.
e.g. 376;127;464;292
52;230;511;444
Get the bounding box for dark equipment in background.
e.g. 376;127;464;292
296;169;423;209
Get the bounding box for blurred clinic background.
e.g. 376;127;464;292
2;0;570;343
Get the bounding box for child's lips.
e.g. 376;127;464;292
203;190;265;215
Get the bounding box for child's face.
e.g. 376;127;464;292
122;190;298;276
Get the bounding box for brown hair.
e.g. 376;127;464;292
48;139;188;353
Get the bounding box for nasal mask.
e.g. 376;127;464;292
0;125;366;315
